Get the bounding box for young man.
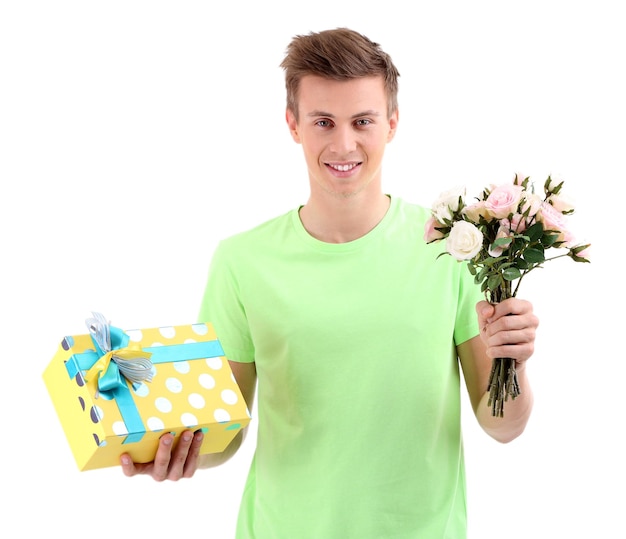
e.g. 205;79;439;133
121;28;538;538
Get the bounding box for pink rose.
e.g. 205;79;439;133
424;216;446;243
488;223;514;257
508;213;527;233
537;201;570;242
485;184;524;219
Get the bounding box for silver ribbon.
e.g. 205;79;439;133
85;312;154;383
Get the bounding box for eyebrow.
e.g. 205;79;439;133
306;109;382;119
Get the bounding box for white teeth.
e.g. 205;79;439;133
329;163;356;171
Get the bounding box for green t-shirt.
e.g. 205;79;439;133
198;196;483;539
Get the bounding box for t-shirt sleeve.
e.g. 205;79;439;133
197;240;255;363
453;261;484;345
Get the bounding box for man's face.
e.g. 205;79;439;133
286;75;398;200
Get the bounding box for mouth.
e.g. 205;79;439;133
325;162;362;175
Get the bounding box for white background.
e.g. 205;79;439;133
1;1;623;537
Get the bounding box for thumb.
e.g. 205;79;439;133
476;300;494;324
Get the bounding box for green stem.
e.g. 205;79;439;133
485;287;521;417
543;252;571;262
486;357;520;418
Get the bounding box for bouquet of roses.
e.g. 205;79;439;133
424;173;590;417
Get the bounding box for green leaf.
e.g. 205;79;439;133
503;267;522;281
523;247;545;263
515;257;530;270
476;266;490;282
570;253;591;263
541;233;559;247
487;274;501;290
526;222;544;242
483;256;506;267
492;237;513;248
511;237;527;252
571;243;591;255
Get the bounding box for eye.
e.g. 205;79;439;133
355;118;372;127
315;119;333;128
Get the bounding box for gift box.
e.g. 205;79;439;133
42;313;251;471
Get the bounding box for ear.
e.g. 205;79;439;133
286;109;301;143
387;109;399;142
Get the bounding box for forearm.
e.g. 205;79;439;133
197;427;247;469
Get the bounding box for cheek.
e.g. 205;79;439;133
365;139;388;163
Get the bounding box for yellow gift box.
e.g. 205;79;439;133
43;314;251;471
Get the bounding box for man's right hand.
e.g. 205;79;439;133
120;429;204;481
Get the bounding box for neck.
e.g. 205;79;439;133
299;192;391;243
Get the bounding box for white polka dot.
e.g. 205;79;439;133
199;373;216;389
188;393;206;409
221;389;239;405
192;323;209;335
184;338;197;344
214;408;231;422
166;377;183;393
126;329;143;342
155;397;172;413
112;421;128;435
147;417;165;431
181;412;199;428
159;326;176;339
150;341;164;348
206;357;223;370
174;361;190;374
133;382;150;397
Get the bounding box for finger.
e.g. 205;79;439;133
182;430;205;478
120;453;156;477
120;453;139;477
486;340;535;363
493;298;532;318
476;300;494;321
484;308;537;338
151;433;176;481
165;430;197;481
488;324;536;346
476;301;494;334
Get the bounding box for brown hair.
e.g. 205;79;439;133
280;28;400;121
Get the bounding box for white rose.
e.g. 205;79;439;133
513;172;527;185
431;186;466;222
547;193;576;213
520;192;543;218
462;201;489;223
446;221;484;260
545;175;564;194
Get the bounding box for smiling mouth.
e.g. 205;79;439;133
326;162;361;172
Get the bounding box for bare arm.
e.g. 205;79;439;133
458;298;538;443
120;360;257;481
197;361;257;468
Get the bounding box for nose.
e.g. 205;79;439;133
329;124;357;155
